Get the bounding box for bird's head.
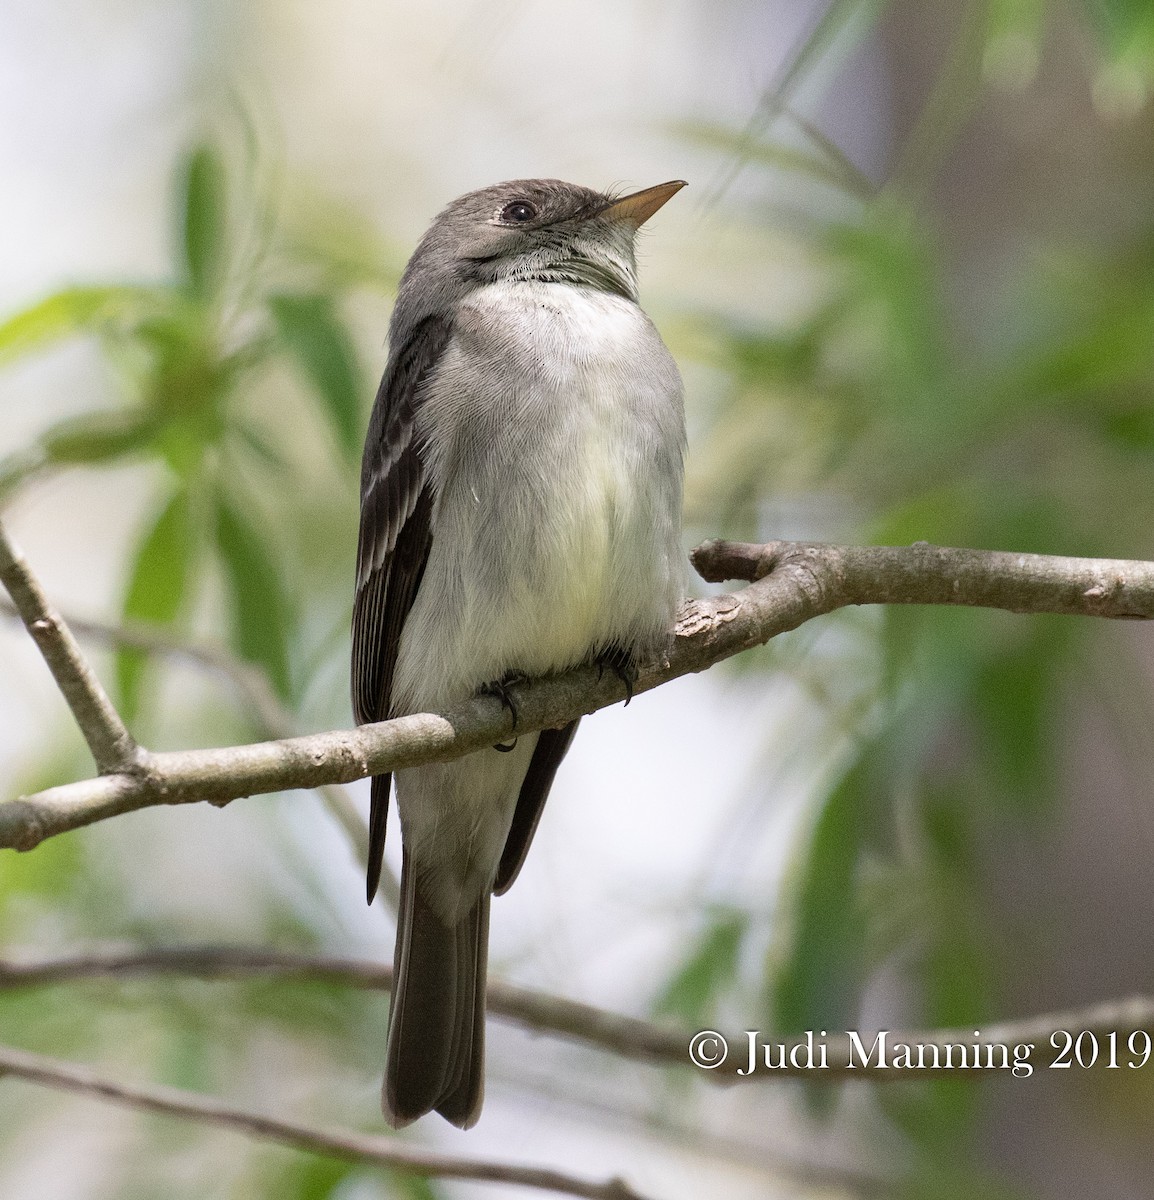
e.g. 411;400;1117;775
391;178;685;336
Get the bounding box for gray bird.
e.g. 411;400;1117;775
352;177;686;1128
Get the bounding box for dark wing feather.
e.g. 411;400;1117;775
493;720;580;895
352;313;453;902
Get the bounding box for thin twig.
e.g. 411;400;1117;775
71;612;295;734
0;946;690;1072
0;600;391;905
3;538;1153;850
0;1041;653;1200
0;945;1150;1082
0;519;146;775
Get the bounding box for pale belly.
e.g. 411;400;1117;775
389;280;685;714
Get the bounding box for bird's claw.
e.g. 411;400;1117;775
481;671;527;750
595;645;638;706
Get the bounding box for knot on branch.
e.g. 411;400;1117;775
766;542;837;610
1081;573;1147;618
0;801;49;852
102;744;155;782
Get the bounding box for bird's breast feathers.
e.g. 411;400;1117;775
390;281;685;712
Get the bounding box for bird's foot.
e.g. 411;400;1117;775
595;645;638;706
480;671;528;751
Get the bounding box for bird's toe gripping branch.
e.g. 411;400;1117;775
480;671;528;751
595;644;638;706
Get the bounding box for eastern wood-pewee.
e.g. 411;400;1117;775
352;177;686;1127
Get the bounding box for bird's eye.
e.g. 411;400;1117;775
499;200;537;223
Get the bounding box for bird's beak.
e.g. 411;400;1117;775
597;180;687;227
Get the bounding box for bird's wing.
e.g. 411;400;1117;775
352;313;453;902
493;720;581;894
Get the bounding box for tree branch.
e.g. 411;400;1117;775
1;945;1149;1082
3;538;1153;850
692;538;1154;617
0;599;396;906
0;945;692;1073
0;1040;653;1200
0;519;146;775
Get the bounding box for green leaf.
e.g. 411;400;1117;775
263;1156;441;1200
268;291;362;459
179;144;227;300
1083;1;1154;118
654;907;748;1024
389;1173;442;1200
891;1161;1031;1200
825;210;948;406
970;617;1067;815
0;801;84;913
769;755;868;1036
41;408;158;466
233;417;289;472
766;751;877;1120
268;1157;440;1200
272;1155;360;1200
116;486;197;721
1084;0;1154;60
214;488;293;698
982;0;1044;89
0;286;168;365
1012;298;1154;400
877;866;991;1156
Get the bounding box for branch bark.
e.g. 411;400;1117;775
2;945;1150;1082
0;599;397;906
0;1041;653;1200
692;538;1154;617
0;519;145;775
3;538;1152;851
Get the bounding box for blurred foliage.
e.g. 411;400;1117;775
653;904;750;1025
0;134;416;1196
0;138;374;724
668;0;1154;1194
2;0;1154;1196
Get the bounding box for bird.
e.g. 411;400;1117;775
351;177;686;1128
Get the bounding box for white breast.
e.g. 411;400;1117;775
391;280;685;714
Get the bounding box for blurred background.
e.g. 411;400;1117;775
2;0;1154;1196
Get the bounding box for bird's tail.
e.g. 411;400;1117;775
383;848;489;1128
